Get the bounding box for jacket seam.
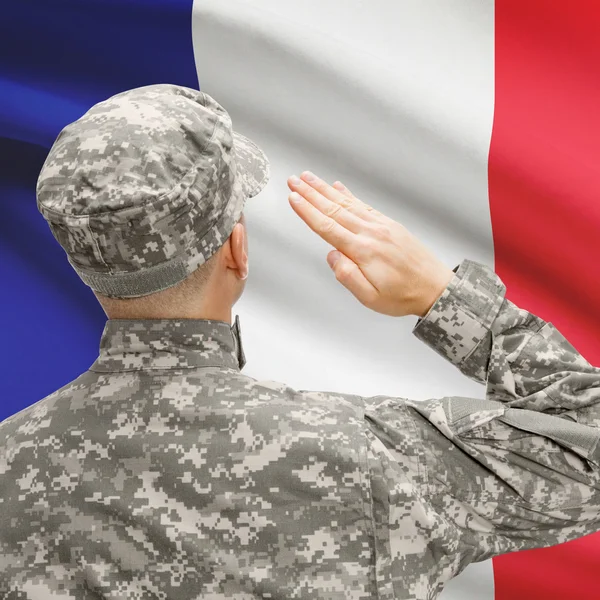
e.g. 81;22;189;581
401;403;431;496
356;423;382;599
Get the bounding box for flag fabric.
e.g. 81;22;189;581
2;1;600;599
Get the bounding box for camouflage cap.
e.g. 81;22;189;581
36;84;270;298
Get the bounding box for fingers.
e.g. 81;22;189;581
326;250;378;307
287;171;385;267
287;175;366;235
297;172;378;221
287;189;357;258
333;180;380;216
332;181;355;199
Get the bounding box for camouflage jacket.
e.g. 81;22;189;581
2;258;600;600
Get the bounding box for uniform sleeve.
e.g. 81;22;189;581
394;258;600;561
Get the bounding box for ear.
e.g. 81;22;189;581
225;218;248;280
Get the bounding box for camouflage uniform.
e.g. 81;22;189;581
2;85;600;600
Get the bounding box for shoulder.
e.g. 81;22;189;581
0;370;98;441
225;370;366;420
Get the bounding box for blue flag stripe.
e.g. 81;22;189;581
0;0;199;420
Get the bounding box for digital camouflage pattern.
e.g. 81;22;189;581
36;84;270;299
2;258;600;599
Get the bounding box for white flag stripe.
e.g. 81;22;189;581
192;2;495;598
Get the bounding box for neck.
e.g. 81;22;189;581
171;304;233;324
106;305;233;324
100;291;234;324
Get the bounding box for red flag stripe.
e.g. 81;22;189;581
491;1;600;599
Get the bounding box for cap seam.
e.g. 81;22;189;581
86;213;111;273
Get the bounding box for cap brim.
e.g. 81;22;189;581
232;131;270;198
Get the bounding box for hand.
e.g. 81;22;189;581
287;172;455;318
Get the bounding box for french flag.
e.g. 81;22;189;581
2;2;599;599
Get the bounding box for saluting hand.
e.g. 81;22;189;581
287;172;455;318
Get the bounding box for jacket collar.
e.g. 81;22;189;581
89;314;246;373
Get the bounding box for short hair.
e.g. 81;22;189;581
95;250;219;319
95;212;244;319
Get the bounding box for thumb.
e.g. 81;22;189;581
326;250;378;307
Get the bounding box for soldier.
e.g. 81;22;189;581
1;83;600;600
